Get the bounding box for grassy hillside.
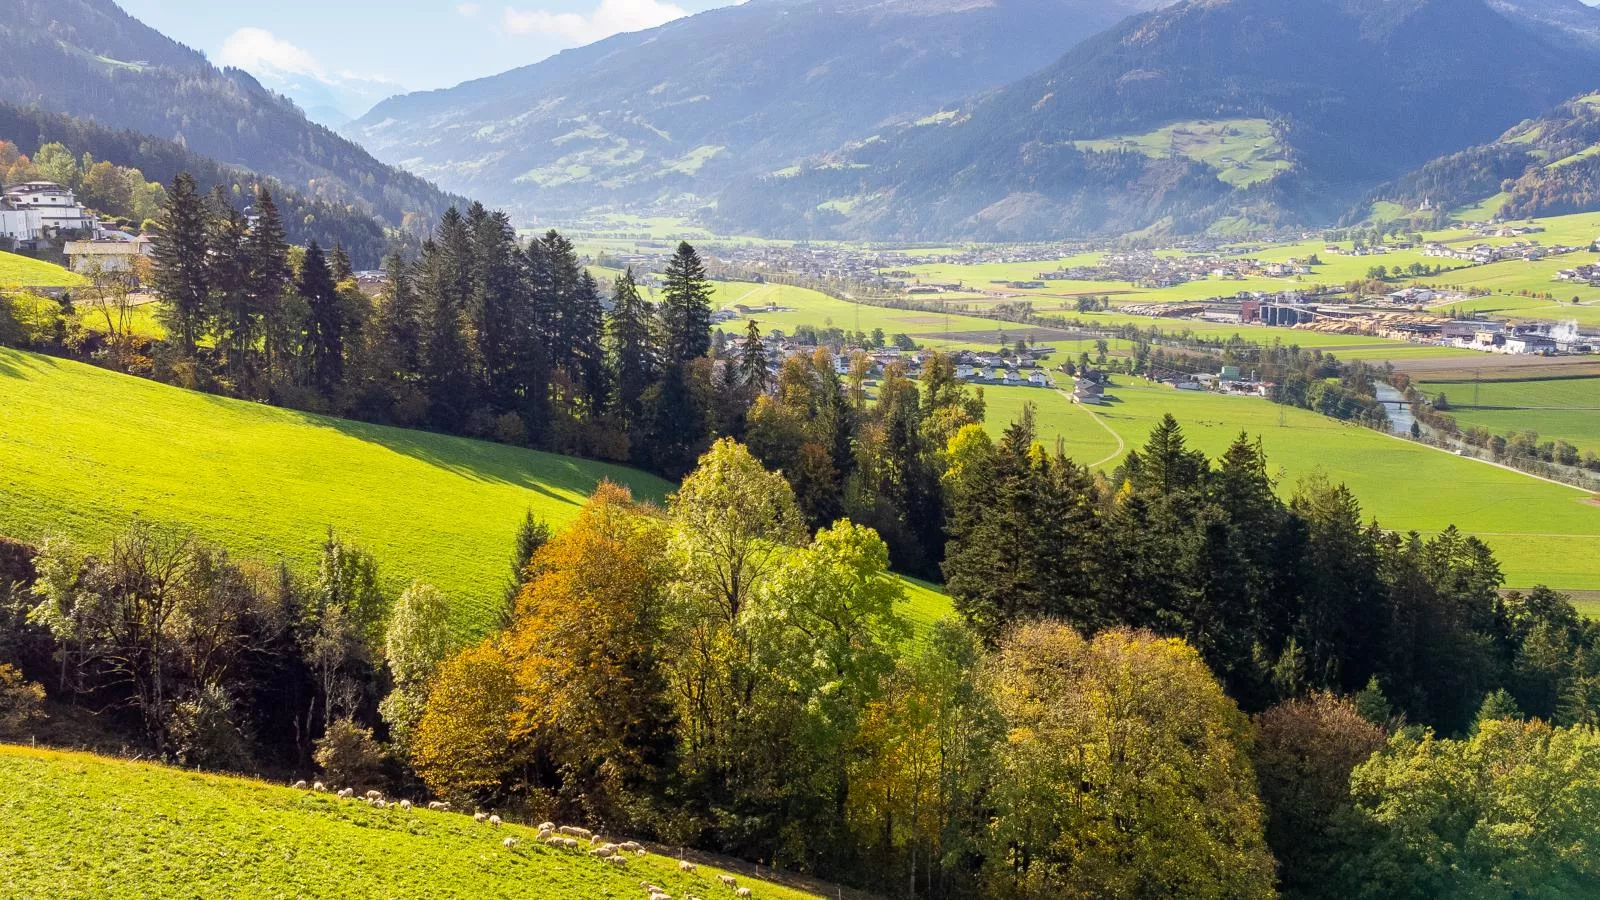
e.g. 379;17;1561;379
0;251;81;289
981;382;1600;592
0;745;823;900
0;347;672;636
1073;118;1291;187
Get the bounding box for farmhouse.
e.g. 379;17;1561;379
63;236;153;274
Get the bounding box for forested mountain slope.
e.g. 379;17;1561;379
1373;91;1600;221
344;0;1170;217
714;0;1600;240
0;0;463;233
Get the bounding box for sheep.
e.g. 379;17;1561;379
590;846;615;858
618;841;643;852
373;799;388;809
488;814;503;827
313;781;327;792
649;892;672;900
538;821;556;831
364;790;383;801
291;780;308;790
717;875;737;888
641;885;664;894
560;838;581;851
398;799;412;811
735;890;751;899
558;825;594;840
337;788;355;799
679;860;697;874
635;848;648;857
541;833;563;845
427;801;449;811
474;812;488;823
502;837;520;850
604;854;627;867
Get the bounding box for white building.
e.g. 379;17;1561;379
0;182;100;243
64;236;153;274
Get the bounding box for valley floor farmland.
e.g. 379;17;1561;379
0;745;824;900
980;382;1600;592
0;347;672;636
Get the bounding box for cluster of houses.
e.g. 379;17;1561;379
1;180;152;275
1421;240;1580;265
1036;250;1314;289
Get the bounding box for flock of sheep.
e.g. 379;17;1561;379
289;780;756;899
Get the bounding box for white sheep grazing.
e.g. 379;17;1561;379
650;892;672;900
735;889;752;899
605;854;627;867
375;800;388;809
503;837;520;849
398;800;412;811
717;875;737;888
559;825;594;840
291;780;308;790
337;788;354;799
590;846;615;858
560;838;581;851
313;781;327;792
618;841;643;852
635;848;648;858
364;790;383;801
474;812;488;823
538;821;556;832
488;815;503;827
427;801;448;811
679;860;697;874
641;884;664;894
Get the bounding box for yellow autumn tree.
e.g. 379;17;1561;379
983;623;1276;899
410;639;517;802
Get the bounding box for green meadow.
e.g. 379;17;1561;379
980;382;1600;592
0;251;81;289
0;347;672;636
0;745;821;900
1417;375;1600;455
1071;118;1291;187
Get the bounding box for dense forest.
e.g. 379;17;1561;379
0;0;463;234
4;177;1600;897
0;103;398;266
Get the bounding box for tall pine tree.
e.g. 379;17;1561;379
298;242;344;398
247;186;292;383
659;241;712;364
150;172;212;355
607;270;655;428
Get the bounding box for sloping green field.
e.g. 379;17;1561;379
982;382;1600;592
0;745;820;900
0;348;673;636
0;252;82;289
1418;376;1600;455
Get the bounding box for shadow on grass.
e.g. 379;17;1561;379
193;390;671;505
0;348;61;380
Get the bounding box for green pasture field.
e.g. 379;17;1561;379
1417;375;1600;455
980;382;1600;592
0;745;822;900
0;252;82;289
1071;118;1291;187
709;282;1031;348
0;347;673;637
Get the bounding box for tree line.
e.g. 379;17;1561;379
3;430;1596;898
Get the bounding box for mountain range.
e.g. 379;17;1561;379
0;0;462;234
343;0;1171;218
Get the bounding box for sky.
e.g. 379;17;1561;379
116;0;739;125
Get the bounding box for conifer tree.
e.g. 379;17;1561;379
738;319;769;392
570;270;609;413
376;252;422;380
659;241;712;364
329;244;354;283
466;206;523;413
419;209;477;430
150;172;212;355
298;242;344;398
607;270;655;427
208;201;254;385
247;186;292;380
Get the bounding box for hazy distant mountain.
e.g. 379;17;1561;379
343;0;1171;217
714;0;1600;240
0;0;462;231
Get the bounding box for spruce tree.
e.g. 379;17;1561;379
419;209;478;430
466;206;524;414
298;242;344;398
377;252;422;380
607;270;655;427
660;241;712;364
247;186;291;381
208;202;254;385
738;319;768;391
329;244;354;283
150;172;212;355
570;270;608;413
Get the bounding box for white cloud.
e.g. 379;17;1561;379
216;27;407;125
218;26;324;76
456;2;482;16
501;0;687;43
